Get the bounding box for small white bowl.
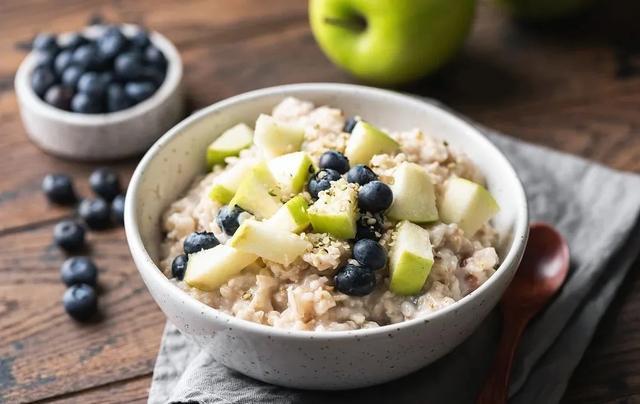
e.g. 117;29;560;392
14;24;185;161
125;83;529;390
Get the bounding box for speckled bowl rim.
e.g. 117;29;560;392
125;83;529;340
14;23;183;126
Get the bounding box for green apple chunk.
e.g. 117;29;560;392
344;121;399;165
209;159;255;204
184;245;257;291
206;123;253;167
267;195;310;233
308;179;358;239
387;162;438;223
229;162;282;219
267;151;314;195
439;177;500;236
389;220;434;296
229;219;311;265
254;114;305;159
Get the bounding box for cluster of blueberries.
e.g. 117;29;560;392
30;24;167;114
43;168;126;321
308;117;392;296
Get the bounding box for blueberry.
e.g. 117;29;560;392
353;239;387;270
31;67;56;97
100;71;115;87
124;81;157;102
307;169;342;199
63;33;88;49
97;26;128;59
89;167;121;201
78;198;111;229
129;29;151;49
111;194;126;225
216;205;245;236
53;220;85;252
144;45;166;67
355;212;384;241
62;65;84;88
71;92;102;114
71;44;99;69
319;151;349;174
54;49;74;75
77;72;106;97
33;33;58;52
183;232;219;254
358;181;393;213
61;256;98;286
142;66;166;86
346;164;377;185
106;83;133;112
63;284;98;321
343;116;359;133
171;254;188;280
44;85;73;110
42;173;77;204
114;51;145;80
34;50;57;70
334;264;376;296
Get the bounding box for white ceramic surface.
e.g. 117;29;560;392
125;83;529;390
14;24;185;161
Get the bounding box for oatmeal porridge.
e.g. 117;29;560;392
160;97;500;331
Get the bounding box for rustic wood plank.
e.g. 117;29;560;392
37;374;150;404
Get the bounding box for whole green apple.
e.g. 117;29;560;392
496;0;596;20
309;0;476;85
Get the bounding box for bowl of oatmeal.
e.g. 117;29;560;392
125;83;528;389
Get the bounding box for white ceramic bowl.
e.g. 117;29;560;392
15;24;185;161
125;83;529;390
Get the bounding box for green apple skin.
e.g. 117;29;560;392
309;0;475;85
267;152;314;195
209;159;256;204
344;121;399;165
229;162;283;219
387;162;439;223
496;0;596;20
206;123;253;167
267;195;311;233
389;220;434;296
307;180;358;239
184;245;257;291
438;177;499;236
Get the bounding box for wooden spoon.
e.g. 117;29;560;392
477;222;570;404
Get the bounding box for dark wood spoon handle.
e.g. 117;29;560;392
477;312;531;404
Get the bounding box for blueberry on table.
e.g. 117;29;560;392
319;151;350;174
355;212;384;241
97;26;128;59
89;167;121;201
71;44;99;69
71;92;103;114
54;49;74;75
78;198;111;229
307;168;342;199
144;45;166;67
53;220;86;252
346;164;377;185
129;29;151;49
171;254;188;280
63;284;98;321
353;239;387;270
343;116;359;133
183;231;219;254
124;81;157;102
62;65;84;88
334;264;376;296
106;83;133;112
33;33;58;52
31;67;56;97
114;51;145;80
216;205;245;236
44;85;73;110
111;194;126;225
77;72;106;97
61;256;98;286
42;173;76;204
358;181;393;213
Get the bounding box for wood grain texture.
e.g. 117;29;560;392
0;0;639;402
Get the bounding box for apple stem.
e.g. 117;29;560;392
323;16;367;32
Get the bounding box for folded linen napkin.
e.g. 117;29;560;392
148;104;640;404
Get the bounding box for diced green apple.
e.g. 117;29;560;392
344;121;399;165
439;177;500;236
184;245;257;291
267;151;314;195
308;180;358;239
229;162;282;219
229;219;311;265
387;162;439;223
389;220;434;296
267;195;310;233
206;123;253;167
209;159;256;204
254;114;305;159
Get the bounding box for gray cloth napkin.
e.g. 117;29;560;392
148;106;640;404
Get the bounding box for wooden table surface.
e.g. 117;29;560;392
1;0;639;402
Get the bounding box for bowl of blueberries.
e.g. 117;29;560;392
15;23;184;161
